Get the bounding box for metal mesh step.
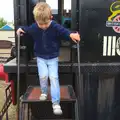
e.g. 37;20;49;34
32;118;73;120
21;85;76;103
19;85;76;120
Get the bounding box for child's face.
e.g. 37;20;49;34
37;22;50;30
37;16;53;30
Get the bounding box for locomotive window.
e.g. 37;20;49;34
63;0;71;29
46;0;58;14
46;0;71;29
62;0;71;29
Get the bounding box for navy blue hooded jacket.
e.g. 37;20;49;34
20;20;71;59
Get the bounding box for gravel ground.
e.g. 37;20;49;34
0;80;16;120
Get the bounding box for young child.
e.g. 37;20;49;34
16;2;80;115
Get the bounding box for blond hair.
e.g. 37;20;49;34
33;2;52;24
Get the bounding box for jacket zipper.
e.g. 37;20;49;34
42;30;46;49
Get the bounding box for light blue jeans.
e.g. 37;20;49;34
37;57;60;104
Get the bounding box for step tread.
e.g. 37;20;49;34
32;118;73;120
32;119;73;120
21;85;76;103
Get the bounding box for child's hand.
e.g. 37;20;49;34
70;32;80;43
16;28;25;36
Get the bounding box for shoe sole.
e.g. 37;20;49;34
53;110;63;115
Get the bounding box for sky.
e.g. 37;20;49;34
0;0;71;22
46;0;71;9
0;0;14;22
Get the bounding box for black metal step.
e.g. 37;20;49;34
20;85;76;120
22;85;76;103
32;119;73;120
32;118;73;120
